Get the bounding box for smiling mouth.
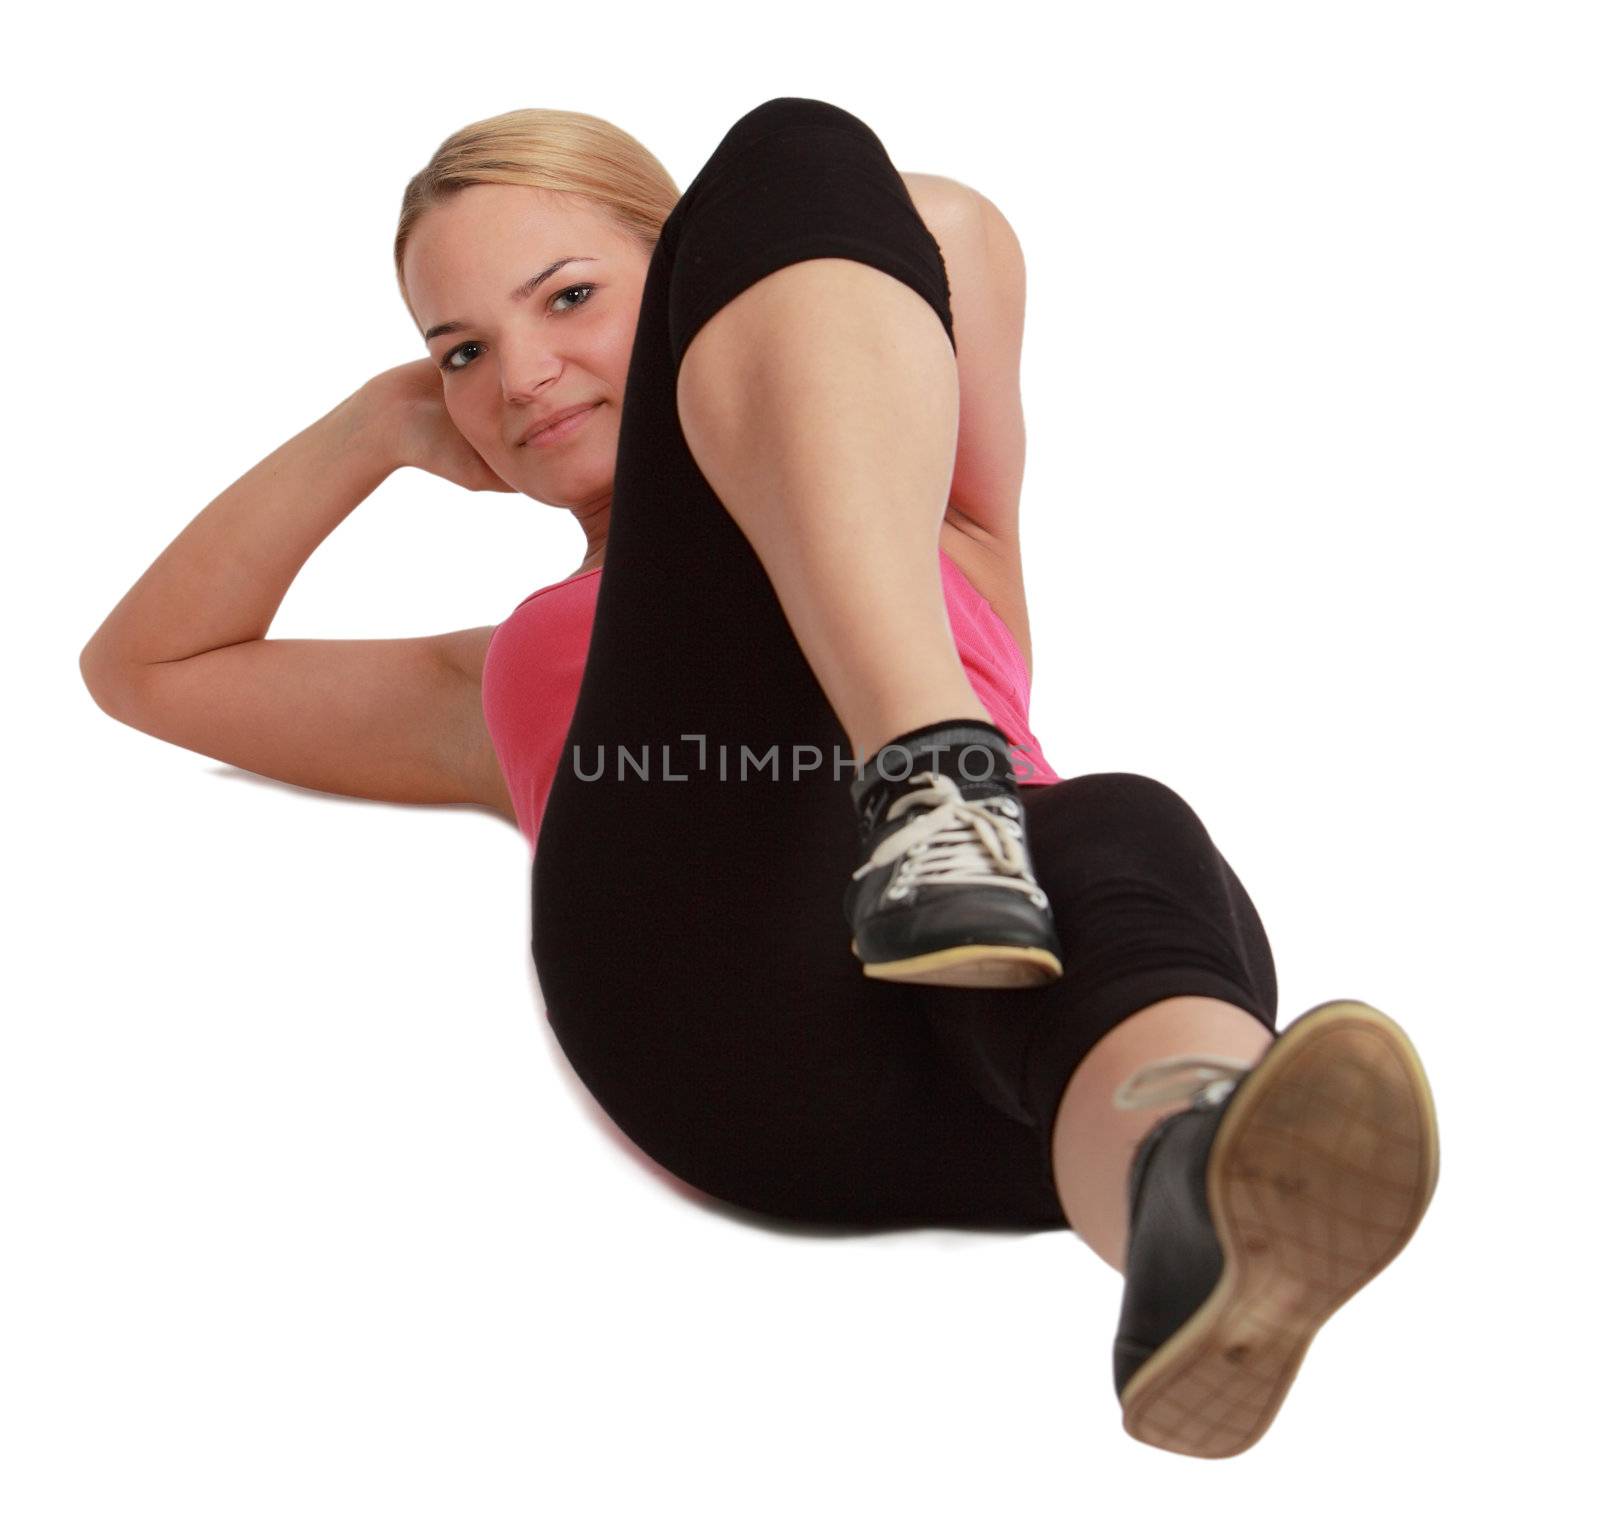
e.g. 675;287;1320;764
522;403;601;447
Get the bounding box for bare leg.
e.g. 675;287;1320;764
1050;997;1276;1273
676;257;991;764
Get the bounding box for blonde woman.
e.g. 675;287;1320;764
80;96;1440;1458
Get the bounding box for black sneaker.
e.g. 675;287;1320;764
1109;999;1441;1459
843;719;1063;988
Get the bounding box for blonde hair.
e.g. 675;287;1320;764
394;106;680;323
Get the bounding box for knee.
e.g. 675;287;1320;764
1084;770;1202;821
715;96;877;159
682;96;901;225
664;98;953;377
1045;770;1203;827
1025;771;1217;875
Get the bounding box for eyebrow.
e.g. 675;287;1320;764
422;256;599;342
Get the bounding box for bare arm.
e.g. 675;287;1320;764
79;370;517;821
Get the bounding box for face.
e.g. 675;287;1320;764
402;183;652;507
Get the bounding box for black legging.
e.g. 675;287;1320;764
531;97;1279;1230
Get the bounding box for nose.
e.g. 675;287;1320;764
503;369;559;408
499;338;562;407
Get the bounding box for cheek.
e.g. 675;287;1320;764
605;319;641;377
448;388;499;445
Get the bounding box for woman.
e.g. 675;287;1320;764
79;95;1440;1459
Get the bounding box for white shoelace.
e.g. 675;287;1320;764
1111;1053;1258;1111
851;771;1046;905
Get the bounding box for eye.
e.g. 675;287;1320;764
550;282;596;313
437;285;598;373
440;341;483;373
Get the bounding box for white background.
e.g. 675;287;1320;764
6;0;1594;1509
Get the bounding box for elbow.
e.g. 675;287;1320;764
78;639;108;702
78;640;139;722
79;634;113;693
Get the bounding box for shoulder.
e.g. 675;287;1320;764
898;171;1026;364
899;172;1029;551
899;170;972;221
899;173;1025;279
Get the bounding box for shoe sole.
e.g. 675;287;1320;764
850;937;1064;988
1118;997;1440;1459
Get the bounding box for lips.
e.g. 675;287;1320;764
520;402;599;446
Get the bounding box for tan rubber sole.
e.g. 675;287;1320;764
1118;997;1441;1459
850;937;1064;988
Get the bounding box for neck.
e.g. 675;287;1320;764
571;497;610;575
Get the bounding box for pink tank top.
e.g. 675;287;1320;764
482;545;1060;853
